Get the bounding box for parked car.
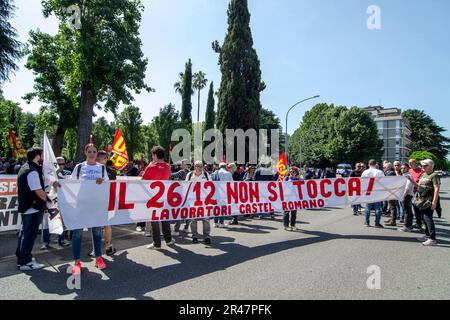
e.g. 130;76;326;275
341;169;352;177
336;163;352;175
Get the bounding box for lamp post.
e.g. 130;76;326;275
285;95;320;164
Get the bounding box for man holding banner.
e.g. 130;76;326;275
361;159;386;228
142;146;175;250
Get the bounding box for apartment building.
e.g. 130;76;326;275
364;106;412;163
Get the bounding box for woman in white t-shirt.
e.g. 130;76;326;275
70;144;109;275
186;161;212;245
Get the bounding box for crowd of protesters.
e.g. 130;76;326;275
7;144;445;272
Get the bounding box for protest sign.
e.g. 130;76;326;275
57;176;407;230
0;175;21;232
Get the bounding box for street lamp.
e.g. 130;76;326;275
285;95;320;165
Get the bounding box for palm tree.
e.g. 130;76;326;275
193;71;208;123
173;72;184;95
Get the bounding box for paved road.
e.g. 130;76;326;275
1;179;449;300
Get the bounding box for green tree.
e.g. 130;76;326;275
23;30;79;156
42;0;152;161
328;107;383;165
214;0;265;136
193;70;208;123
92;117;114;151
409;151;437;162
0;0;22;83
62;127;77;161
20;112;37;150
179;59;193;129
142;122;159;159
288;103;333;167
117;105;144;161
0;97;22;157
288;104;383;167
204;82;215;131
173;72;184;95
403;109;450;159
152;103;181;153
33;107;57;148
259;107;285;153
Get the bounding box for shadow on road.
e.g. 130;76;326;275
21;227;450;300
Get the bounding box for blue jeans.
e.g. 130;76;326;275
16;211;44;266
42;228;65;244
365;202;382;225
396;201;404;219
71;228;102;260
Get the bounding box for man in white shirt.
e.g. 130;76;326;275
399;163;415;232
212;163;232;228
187;161;212;245
361;159;385;228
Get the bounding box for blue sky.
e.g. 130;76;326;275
2;0;450;143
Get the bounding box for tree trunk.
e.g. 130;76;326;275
197;90;200;123
53;123;65;157
76;82;96;162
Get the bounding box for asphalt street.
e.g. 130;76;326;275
0;179;449;300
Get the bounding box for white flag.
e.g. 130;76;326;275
43;131;58;191
42;131;64;235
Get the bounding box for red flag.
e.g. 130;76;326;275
8;130;17;158
8;129;26;158
104;145;109;154
110;129;129;170
275;152;289;181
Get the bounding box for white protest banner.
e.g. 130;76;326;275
0;175;21;232
57;176;407;230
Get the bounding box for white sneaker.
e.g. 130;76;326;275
422;239;437;246
146;243;161;250
172;231;180;236
19;260;45;271
284;227;290;231
214;223;219;228
167;239;176;246
136;226;143;232
219;224;227;228
17;257;36;267
417;236;429;242
144;232;151;237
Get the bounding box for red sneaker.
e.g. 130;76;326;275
95;257;106;270
72;261;81;275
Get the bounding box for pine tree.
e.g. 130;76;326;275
205;82;215;131
0;0;22;83
214;0;265;134
180;59;193;129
